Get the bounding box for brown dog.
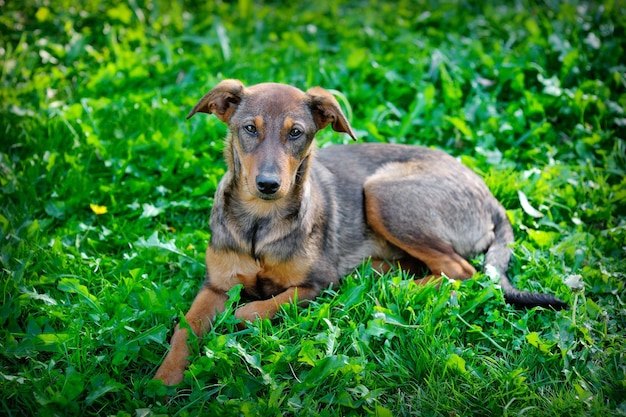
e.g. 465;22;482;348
153;80;566;385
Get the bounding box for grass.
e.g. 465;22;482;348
1;0;625;415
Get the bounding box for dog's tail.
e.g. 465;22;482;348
485;208;568;310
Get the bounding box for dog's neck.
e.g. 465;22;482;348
214;171;314;261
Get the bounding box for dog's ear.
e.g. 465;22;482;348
307;87;357;140
187;79;245;122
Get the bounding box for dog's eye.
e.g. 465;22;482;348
244;125;257;135
288;128;303;139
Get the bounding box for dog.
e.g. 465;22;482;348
153;79;567;385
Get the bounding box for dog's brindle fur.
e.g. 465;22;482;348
154;80;567;385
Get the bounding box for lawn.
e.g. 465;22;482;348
1;0;625;415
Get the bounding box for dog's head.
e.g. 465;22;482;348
187;79;356;202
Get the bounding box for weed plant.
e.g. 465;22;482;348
1;1;624;416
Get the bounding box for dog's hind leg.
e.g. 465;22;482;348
363;162;496;283
370;226;477;284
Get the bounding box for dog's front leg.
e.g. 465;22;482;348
235;286;320;323
154;285;227;386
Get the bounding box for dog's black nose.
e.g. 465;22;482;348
256;175;281;194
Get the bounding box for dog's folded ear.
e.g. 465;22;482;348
187;79;245;122
307;87;357;140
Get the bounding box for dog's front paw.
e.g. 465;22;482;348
235;300;281;328
235;302;263;323
154;361;185;386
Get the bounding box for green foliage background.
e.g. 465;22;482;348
1;0;624;415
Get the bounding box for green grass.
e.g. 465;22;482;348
1;0;625;415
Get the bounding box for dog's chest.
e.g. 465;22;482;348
209;249;313;300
